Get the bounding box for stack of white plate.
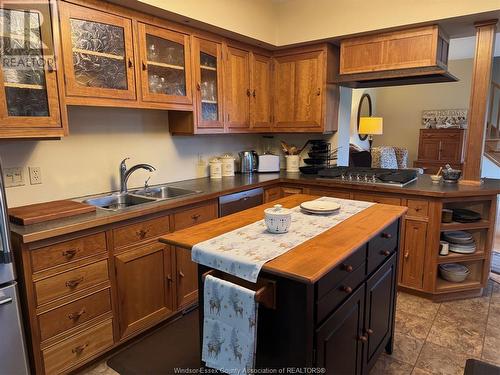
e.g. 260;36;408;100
439;263;470;282
300;200;341;215
442;231;476;254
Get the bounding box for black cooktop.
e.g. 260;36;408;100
317;167;418;186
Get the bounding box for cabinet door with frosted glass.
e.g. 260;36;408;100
0;2;60;128
193;37;223;130
138;23;192;105
59;2;136;100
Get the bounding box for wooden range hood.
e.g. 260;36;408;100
336;25;458;88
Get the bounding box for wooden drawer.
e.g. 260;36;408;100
316;263;366;322
38;289;112;341
308;188;351;199
264;186;282;203
281;187;303;197
31;233;107;273
173;202;217;231
367;221;398;275
317;245;366;298
113;215;170;248
42;318;113;375
406;199;429;218
35;260;109;306
353;193;401;206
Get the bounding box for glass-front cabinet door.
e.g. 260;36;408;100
193;37;223;129
0;2;60;127
59;2;136;100
138;23;192;105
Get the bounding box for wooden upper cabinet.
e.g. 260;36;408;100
340;25;448;75
225;46;251;130
250;53;272;130
59;2;136;100
137;23;192;105
0;1;62;133
192;37;223;130
273;50;324;130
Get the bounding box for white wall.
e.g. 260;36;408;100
0;107;262;207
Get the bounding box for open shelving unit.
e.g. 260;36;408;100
433;196;496;297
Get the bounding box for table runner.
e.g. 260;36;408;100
192;197;374;282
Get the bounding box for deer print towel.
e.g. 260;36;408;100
203;275;258;374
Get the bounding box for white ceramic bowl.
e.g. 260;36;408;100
264;204;292;234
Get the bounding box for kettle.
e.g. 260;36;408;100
238;150;259;173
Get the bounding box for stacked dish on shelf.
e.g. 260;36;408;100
442;231;476;254
439;263;470;282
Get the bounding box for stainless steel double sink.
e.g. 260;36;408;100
83;186;202;211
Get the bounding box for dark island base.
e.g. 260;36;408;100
196;218;401;374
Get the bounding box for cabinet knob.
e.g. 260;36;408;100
167;275;172;282
366;328;374;336
136;229;149;239
128;58;133;68
68;308;86;321
316;88;321;96
342;286;353;294
142;61;147;71
381;232;393;239
72;343;89;355
252;89;256;98
47;60;55;73
179;270;185;278
65;276;84;289
381;250;391;256
343;264;353;272
62;248;78;259
196;83;201;91
358;335;368;343
192;214;201;221
246;89;251;97
404;252;410;259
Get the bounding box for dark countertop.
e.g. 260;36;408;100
10;172;500;244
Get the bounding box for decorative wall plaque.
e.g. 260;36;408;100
422;109;468;129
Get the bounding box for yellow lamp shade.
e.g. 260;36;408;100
359;117;383;135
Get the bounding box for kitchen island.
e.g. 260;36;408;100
160;194;407;374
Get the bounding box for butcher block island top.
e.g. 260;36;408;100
159;194;407;283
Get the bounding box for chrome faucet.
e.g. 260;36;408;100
119;158;156;194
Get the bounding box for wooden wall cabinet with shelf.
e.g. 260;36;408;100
0;0;68;138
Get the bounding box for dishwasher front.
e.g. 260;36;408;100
218;187;264;217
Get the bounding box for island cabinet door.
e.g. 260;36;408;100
175;246;198;309
363;254;397;370
316;284;365;375
400;220;427;289
114;242;174;339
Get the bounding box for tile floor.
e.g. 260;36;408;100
80;281;500;375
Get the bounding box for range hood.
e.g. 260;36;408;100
336;66;458;88
336;25;458;88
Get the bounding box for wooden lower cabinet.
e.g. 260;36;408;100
175;246;198;308
114;242;174;338
263;186;282;203
400;220;427;289
353;193;401;206
307;187;351;199
281;187;303;197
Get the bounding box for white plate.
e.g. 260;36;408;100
300;201;341;213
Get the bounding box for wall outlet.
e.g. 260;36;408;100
4;167;24;187
29;167;42;185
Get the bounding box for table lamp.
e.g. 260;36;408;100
359;117;383;151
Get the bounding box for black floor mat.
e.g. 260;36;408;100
108;309;200;374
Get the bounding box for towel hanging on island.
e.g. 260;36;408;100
202;275;258;374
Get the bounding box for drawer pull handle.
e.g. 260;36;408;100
128;58;133;68
72;343;89;355
142;61;147;71
342;286;353;294
167;274;172;282
366;328;374;336
136;229;149;239
62;249;78;259
65;277;84;288
381;233;393;239
358;335;368;343
342;264;353;272
191;214;201;220
381;250;391;257
68;308;86;321
179;270;185;278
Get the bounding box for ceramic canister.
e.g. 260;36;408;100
264;204;292;234
285;155;300;172
209;158;222;179
221;154;235;177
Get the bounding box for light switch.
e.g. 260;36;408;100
4;167;24;187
